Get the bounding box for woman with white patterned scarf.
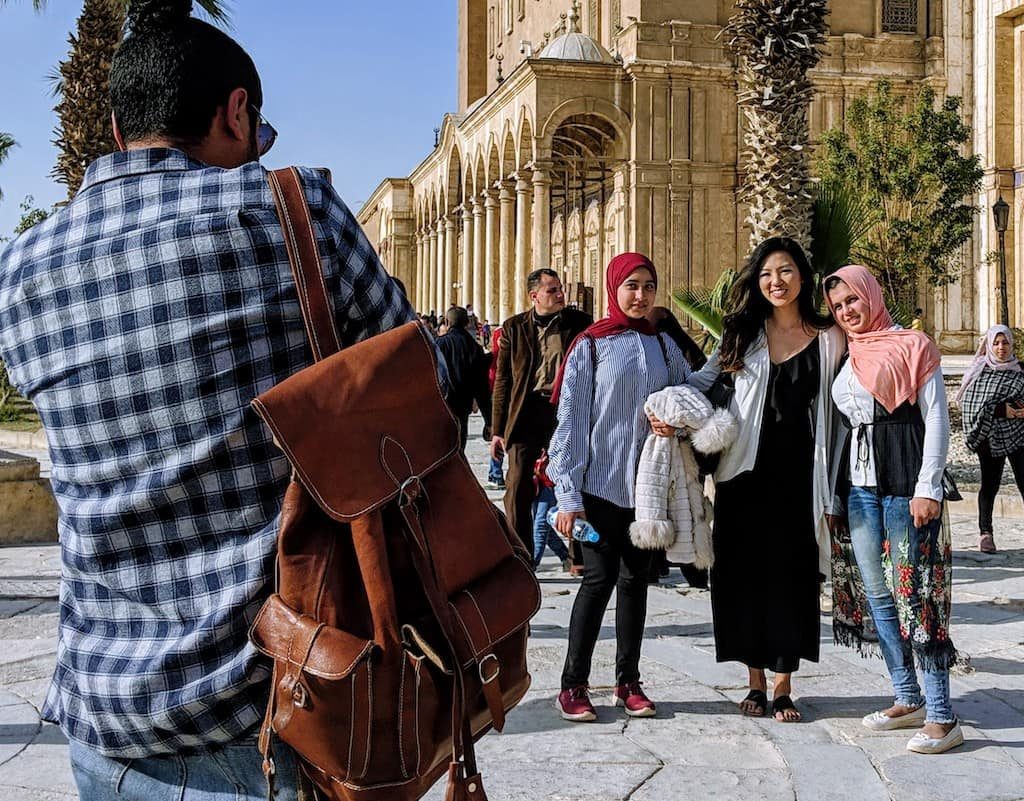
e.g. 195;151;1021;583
956;325;1024;554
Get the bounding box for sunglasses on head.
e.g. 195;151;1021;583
251;105;277;157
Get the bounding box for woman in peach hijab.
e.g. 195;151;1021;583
825;265;962;755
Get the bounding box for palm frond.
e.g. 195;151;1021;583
671;268;737;343
810;180;880;297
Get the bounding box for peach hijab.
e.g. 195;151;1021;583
826;264;941;413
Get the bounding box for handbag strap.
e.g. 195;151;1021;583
266;167;342;362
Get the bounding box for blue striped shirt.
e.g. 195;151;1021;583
549;330;690;512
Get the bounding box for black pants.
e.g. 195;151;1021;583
561;494;654;689
503;394;557;554
978;443;1024;532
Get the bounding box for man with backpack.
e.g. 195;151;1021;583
0;1;414;797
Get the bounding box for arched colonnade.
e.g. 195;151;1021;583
412;97;631;324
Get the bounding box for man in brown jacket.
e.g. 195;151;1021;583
490;268;592;553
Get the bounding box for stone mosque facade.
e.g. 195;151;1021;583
357;1;1020;354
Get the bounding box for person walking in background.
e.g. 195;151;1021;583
687;237;844;723
486;326;507;489
910;308;925;332
956;324;1024;554
826;264;962;755
531;451;572;571
491;268;591;553
550;253;691;722
436;306;491;452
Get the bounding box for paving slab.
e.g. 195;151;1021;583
0;412;1021;800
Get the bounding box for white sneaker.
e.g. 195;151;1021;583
862;705;927;731
906;721;964;754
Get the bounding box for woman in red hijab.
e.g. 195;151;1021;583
548;253;692;722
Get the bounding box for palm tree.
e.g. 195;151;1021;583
0;132;15;203
724;0;829;255
3;0;229;196
673;182;878;345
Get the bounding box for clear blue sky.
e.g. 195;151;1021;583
0;1;457;234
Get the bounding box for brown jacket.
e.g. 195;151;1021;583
491;307;592;443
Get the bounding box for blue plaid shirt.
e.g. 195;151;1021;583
0;149;415;757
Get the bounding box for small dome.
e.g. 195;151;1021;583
539;32;615;64
538;3;615;64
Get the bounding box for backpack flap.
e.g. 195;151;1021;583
252;321;459;521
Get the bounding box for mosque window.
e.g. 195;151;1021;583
504;0;513;33
518;0;525;21
881;0;918;34
489;6;496;54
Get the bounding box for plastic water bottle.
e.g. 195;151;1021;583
545;508;600;543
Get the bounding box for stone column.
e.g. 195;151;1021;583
531;165;552;269
445;213;458;309
461;205;473;307
498;181;516;323
435;218;445;315
414;231;424;311
484;190;499;323
472;197;485;318
514;172;533;303
427;224;438;316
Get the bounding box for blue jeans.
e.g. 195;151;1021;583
846;487;955;724
533;485;570;566
488;453;504;484
69;737;303;801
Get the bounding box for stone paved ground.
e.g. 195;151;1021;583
1;417;1024;800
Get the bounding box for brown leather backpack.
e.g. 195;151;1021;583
248;168;540;801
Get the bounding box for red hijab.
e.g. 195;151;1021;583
826;264;941;413
550;252;659;405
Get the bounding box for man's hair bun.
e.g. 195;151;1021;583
125;0;194;34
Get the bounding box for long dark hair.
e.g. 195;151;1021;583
718;236;831;373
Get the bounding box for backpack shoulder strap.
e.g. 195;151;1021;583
266;167;342;362
655;332;668;367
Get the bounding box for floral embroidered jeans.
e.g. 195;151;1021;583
847;487;955;724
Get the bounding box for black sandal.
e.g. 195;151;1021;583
771;694;801;722
740;689;768;717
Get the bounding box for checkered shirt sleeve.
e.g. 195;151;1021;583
0;149;414;757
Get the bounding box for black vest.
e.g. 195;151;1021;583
839;399;925;499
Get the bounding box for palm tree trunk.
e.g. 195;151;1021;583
51;0;124;197
725;0;829;256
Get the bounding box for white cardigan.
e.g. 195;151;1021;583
687;325;847;578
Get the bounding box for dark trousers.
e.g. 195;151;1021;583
456;412;470;453
503;393;557;553
561;494;654;689
978;443;1024;532
505;442;543;553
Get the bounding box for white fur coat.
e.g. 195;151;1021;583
630;385;737;569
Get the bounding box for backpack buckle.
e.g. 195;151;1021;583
398;475;422;507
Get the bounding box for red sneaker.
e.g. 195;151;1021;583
557;686;597;722
613;682;656;717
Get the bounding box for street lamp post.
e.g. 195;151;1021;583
994;195;1010;326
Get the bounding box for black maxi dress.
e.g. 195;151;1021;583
710;337;821;673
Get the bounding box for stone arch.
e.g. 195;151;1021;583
446;148;464;212
501;127;518;180
539;97;631;161
487;138;502;188
517;109;535;168
474;151;487;196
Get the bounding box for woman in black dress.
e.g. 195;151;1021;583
688;237;845;721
